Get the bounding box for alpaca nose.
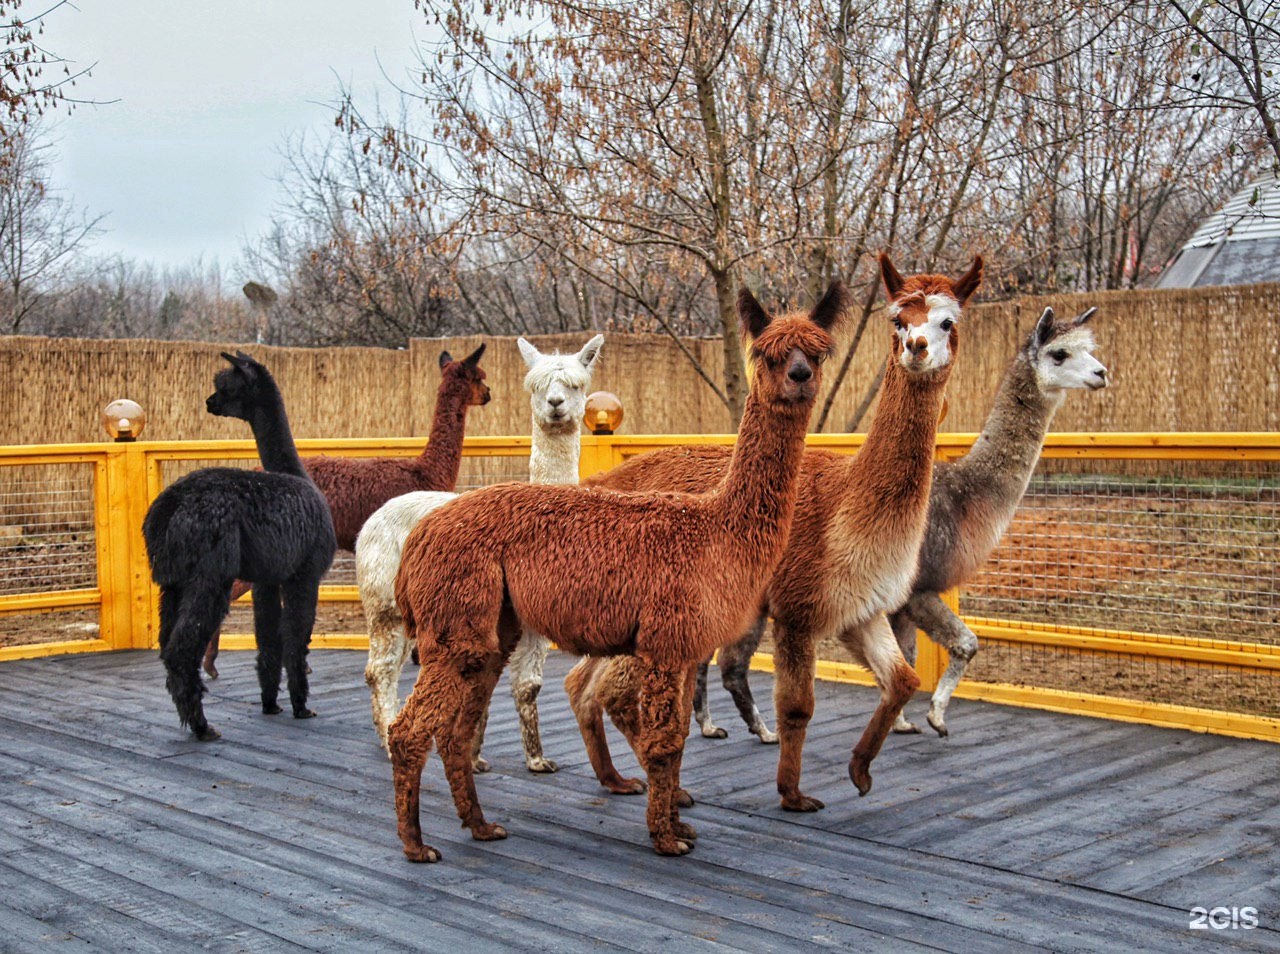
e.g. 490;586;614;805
907;336;928;356
1096;368;1107;380
787;358;812;384
548;395;564;408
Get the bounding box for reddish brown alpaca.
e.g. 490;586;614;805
569;254;981;809
388;284;845;861
202;346;490;678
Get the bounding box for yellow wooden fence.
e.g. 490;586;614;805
1;433;1278;741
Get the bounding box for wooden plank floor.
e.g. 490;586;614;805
0;649;1276;953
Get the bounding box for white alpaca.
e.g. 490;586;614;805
358;334;604;771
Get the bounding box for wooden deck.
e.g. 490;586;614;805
0;649;1275;953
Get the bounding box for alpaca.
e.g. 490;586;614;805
890;305;1107;736
388;283;844;861
568;253;980;811
201;345;490;679
142;351;336;740
358;335;604;768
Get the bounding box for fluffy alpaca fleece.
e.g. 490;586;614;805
143;351;336;740
201;345;490;680
890;305;1107;736
388;284;844;862
358;335;604;769
570;253;981;810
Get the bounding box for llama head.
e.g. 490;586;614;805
517;334;604;435
880;253;982;374
437;344;492;407
1027;306;1108;393
207;350;277;421
739;281;843;408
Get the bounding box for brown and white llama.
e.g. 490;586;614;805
388;283;845;861
568;253;981;810
890;305;1107;736
201;346;490;678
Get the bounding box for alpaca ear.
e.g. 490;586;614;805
809;280;848;331
879;252;905;300
463;343;486;367
221;351;253;372
953;255;983;304
1033;307;1056;348
575;333;604;372
517;337;542;370
1073;306;1098;327
737;286;771;339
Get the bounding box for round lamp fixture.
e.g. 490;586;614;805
102;399;146;442
584;391;623;435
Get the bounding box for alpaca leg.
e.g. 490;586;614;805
280;576;321;719
252;583;285;715
889;610;923;734
365;612;412;751
566;657;647;796
693;659;726;739
508;630;558;773
636;659;695;855
718;616;775;743
773;620;823;811
904;591;978;737
388;676;441;863
160;581;231;740
469;703;491;773
837;615;920;796
203;578;251;679
436;649;509;842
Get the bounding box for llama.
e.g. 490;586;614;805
201;345;490;678
890;305;1107;736
142;351;336;740
358;334;604;768
388;283;844;861
568;253;980;810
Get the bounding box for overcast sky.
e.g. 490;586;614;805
47;0;422;273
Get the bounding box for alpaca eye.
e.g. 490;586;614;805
940;319;954;332
1050;349;1068;364
893;318;905;331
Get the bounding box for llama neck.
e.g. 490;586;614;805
250;394;307;478
418;385;471;487
715;391;810;545
958;352;1064;495
529;419;581;486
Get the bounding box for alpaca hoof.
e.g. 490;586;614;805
194;725;221;741
892;716;922;735
472;756;491;774
754;726;779;744
606;777;647;796
305;663;312;675
927;712;949;737
470;822;507;842
849;759;873;797
652;836;693;856
675;788;695;808
293;708;317;720
262;703;283;715
701;724;728;739
203;662;219;680
781;792;825;812
526;757;558;774
404;844;442;863
410;646;420;666
672;820;697;841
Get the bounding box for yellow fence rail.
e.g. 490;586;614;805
2;433;1278;741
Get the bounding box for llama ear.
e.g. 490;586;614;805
575;333;604;371
438;350;453;371
737;286;770;339
463;343;486;367
879;252;905;300
809;280;848;331
1033;307;1056;348
953;255;983;304
1073;306;1098;327
517;337;542;370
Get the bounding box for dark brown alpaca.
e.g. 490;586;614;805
568;254;980;809
388;283;845;862
202;346;490;678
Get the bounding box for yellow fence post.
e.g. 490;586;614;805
96;442;157;650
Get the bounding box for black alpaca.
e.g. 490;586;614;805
142;351;337;740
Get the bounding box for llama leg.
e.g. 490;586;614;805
280;575;321;719
566;657;647;796
364;612;411;751
889;610;923;734
388;676;441;863
692;659;726;739
719;616;775;743
508;630;558;773
252;582;285;715
636;659;695;855
773;620;823;811
837;615;920;796
905;592;978;737
160;581;231;740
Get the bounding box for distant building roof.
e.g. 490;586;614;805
1156;173;1280;289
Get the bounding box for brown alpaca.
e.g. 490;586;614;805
568;254;981;810
388;283;845;862
202;346;490;678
